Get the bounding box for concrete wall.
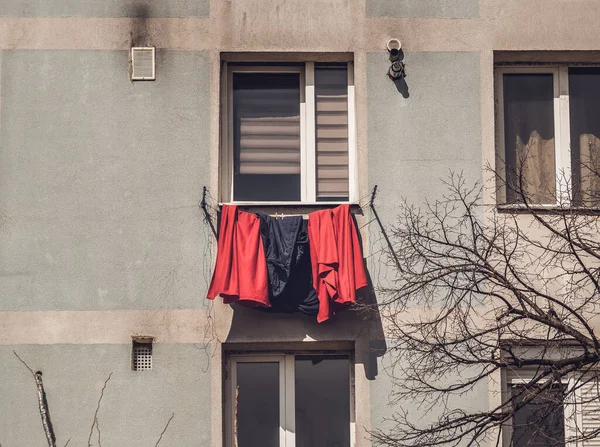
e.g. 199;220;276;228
0;1;210;18
0;344;210;446
1;0;598;445
0;49;211;311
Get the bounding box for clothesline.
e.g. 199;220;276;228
200;184;404;318
199;186;378;240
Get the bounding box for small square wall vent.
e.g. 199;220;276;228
132;337;153;371
131;47;155;81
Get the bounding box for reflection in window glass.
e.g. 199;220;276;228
503;74;556;204
569;67;600;207
295;356;351;447
511;384;565;447
236;362;280;447
232;72;301;202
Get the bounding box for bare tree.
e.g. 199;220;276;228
11;353;174;446
370;155;600;447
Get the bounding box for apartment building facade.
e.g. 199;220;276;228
1;0;599;445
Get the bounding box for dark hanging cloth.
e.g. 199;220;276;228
256;213;319;315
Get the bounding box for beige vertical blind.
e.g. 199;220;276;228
514;132;557;204
315;65;349;199
577;134;600;206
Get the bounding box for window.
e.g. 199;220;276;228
225;353;353;447
504;368;600;447
220;60;356;203
496;66;600;207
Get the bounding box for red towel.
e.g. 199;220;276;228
207;205;270;307
308;204;368;322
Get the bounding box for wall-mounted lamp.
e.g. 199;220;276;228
386;39;406;80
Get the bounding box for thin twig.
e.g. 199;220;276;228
87;373;112;447
155;413;175;446
63;439;70;447
13;350;34;375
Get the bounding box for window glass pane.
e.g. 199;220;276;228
511;384;565;447
236;362;280;447
233;72;301;201
315;64;349;201
569;67;600;207
503;73;556;204
295;356;350;447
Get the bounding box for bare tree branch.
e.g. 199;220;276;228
87;373;112;447
366;161;600;446
13;351;56;447
155;413;175;447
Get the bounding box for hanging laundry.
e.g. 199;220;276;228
308;204;368;323
207;205;270;307
256;213;319;315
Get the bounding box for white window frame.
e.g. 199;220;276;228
496;66;572;207
220;61;357;205
225;353;355;447
503;372;578;447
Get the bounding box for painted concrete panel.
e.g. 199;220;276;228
0;344;210;446
369;347;489;437
0;50;212;311
217;0;363;52
366;51;481;290
0;0;209;18
366;51;483;441
367;0;478;18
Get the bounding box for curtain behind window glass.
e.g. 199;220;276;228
503;74;556;204
233;72;301;201
569;67;600;207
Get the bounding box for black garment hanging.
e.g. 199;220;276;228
256;213;319;315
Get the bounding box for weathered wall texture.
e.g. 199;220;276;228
0;344;210;446
366;50;485;434
367;0;479;18
0;1;210;18
0;49;211;311
0;0;597;445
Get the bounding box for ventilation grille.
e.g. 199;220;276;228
131;47;155;81
132;339;153;371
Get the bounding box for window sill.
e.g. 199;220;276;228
497;204;600;215
218;201;363;215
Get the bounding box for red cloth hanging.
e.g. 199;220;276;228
308;204;368;323
207;205;270;307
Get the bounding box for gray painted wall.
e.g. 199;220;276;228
366;50;481;289
0;344;210;446
0;50;212;311
366;51;484;434
369;351;489;441
366;0;479;18
0;0;209;18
